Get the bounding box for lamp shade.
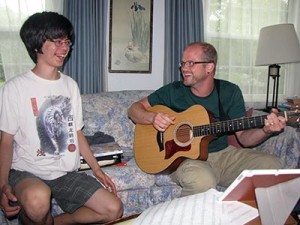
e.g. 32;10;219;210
255;24;300;66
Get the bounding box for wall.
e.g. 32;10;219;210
107;0;164;91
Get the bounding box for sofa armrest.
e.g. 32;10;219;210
255;126;300;168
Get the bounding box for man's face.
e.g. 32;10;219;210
180;46;212;87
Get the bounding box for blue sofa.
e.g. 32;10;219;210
1;90;299;224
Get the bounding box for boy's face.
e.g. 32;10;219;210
36;37;72;68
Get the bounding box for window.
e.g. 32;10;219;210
206;0;290;106
0;54;4;87
0;0;47;86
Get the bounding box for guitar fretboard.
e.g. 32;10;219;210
193;115;268;136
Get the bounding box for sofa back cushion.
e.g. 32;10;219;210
81;90;153;148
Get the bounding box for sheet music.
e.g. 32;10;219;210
134;189;258;225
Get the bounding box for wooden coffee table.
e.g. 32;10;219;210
103;214;140;225
243;201;297;225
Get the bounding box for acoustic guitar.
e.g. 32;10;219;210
134;105;299;174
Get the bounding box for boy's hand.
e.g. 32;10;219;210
93;169;117;195
0;184;20;218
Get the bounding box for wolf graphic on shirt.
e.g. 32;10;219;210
36;95;72;156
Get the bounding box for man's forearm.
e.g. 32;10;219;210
128;102;154;125
237;128;272;147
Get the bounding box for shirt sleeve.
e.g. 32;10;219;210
0;81;20;135
147;82;183;107
70;81;84;131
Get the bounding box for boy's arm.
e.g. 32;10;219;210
0;132;14;189
0;131;20;217
77;130;117;194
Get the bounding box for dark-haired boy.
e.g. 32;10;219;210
0;11;123;225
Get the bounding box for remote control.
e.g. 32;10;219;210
8;200;18;207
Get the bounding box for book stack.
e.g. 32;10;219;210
80;142;123;170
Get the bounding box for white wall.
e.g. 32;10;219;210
107;0;164;91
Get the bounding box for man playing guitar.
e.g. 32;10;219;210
128;42;286;197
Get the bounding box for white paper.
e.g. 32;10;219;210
255;177;300;225
222;201;259;225
133;189;258;225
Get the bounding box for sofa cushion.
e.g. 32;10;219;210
83;159;155;190
255;126;300;168
81;90;153;149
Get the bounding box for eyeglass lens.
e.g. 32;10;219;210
50;39;72;47
179;61;212;67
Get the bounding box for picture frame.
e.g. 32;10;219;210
108;0;153;73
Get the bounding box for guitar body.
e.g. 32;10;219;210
134;105;299;174
134;105;215;174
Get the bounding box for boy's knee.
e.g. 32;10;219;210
110;199;123;219
101;198;123;222
20;184;51;218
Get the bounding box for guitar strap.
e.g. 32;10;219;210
214;79;230;121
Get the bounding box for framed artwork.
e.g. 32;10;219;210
108;0;153;73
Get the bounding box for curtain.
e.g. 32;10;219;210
287;0;300;98
0;0;62;82
164;0;204;84
63;0;108;94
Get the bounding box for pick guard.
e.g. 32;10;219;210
165;139;191;159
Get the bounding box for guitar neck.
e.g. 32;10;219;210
194;114;268;136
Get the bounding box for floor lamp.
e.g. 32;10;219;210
255;24;300;111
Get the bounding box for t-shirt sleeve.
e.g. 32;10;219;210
147;82;182;107
0;82;20;135
147;85;171;106
72;83;84;131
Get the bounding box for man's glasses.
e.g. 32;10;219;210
179;61;213;68
49;39;72;47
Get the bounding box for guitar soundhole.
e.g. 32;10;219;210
175;123;193;146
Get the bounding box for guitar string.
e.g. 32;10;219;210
175;116;267;137
174;110;299;138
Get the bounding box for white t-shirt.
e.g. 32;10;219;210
0;71;84;180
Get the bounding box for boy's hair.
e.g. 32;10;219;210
20;11;75;63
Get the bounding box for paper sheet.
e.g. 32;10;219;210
134;189;258;225
255;177;300;225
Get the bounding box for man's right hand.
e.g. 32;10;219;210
152;112;175;132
